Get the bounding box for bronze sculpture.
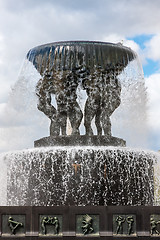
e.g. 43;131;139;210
31;41;136;138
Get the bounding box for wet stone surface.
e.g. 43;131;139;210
34;135;126;147
0;206;159;239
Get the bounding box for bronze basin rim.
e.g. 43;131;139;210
29;40;135;54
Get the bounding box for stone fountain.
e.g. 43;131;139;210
4;41;156;207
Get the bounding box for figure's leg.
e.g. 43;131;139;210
116;225;120;234
100;110;111;137
120;225;123;234
84;93;102;135
90;227;94;233
84;97;96;135
37;89;60;136
95;109;102;135
50;118;60;136
128;226;131;235
68;102;83;135
41;223;46;235
59;110;67;135
56;96;67;135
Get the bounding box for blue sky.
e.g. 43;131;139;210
143;59;159;76
129;35;155;76
130;34;160;76
130;35;153;49
0;0;160;152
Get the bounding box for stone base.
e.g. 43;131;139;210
0;206;159;238
34;135;126;147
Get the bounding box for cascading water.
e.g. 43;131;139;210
0;41;159;206
5;147;156;206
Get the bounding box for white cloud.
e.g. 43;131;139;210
102;34;124;44
123;40;140;53
144;34;160;62
123;39;147;65
102;34;141;53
